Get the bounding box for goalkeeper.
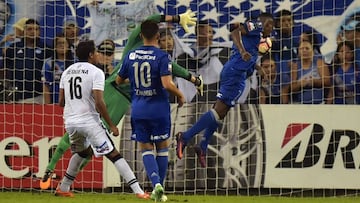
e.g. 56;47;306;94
40;10;202;193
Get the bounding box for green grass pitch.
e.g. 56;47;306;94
0;192;359;203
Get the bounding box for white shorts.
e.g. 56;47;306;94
66;122;114;157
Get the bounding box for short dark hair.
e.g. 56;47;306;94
76;40;96;61
195;20;212;36
260;53;275;64
301;29;322;54
141;20;159;40
97;39;115;56
258;12;274;21
276;10;292;18
274;10;292;28
25;18;40;26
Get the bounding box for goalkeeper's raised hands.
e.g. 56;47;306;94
178;9;197;33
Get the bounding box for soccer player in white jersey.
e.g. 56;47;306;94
55;40;149;199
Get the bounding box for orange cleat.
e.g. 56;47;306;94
54;184;74;197
175;132;185;159
194;145;206;168
39;169;53;190
136;192;150;199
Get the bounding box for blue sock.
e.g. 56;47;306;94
142;150;160;187
183;110;218;144
156;148;168;185
200;122;219;152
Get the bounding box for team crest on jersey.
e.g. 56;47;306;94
129;52;136;60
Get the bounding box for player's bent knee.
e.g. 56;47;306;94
105;149;123;163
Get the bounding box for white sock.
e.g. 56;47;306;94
114;158;144;194
60;153;84;192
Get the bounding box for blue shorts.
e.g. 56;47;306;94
217;60;253;107
131;116;171;143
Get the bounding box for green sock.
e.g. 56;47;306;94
46;133;70;171
172;62;192;81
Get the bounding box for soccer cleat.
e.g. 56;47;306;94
151;193;168;202
151;184;164;202
160;194;168;202
194;145;206;168
136;192;150;199
54;183;74;197
39;169;53;190
195;75;204;96
175;132;185;159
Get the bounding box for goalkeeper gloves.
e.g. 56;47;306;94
179;9;197;33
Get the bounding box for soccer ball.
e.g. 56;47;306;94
258;37;272;54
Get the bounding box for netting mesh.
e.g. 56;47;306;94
1;0;360;197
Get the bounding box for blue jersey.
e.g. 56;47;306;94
228;20;263;72
119;46;172;119
4;39;50;100
333;64;360;104
42;58;66;103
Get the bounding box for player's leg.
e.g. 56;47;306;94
55;127;92;197
40;132;91;189
96;120;149;199
45;133;70;173
40;132;71;189
176;65;247;165
132;117;168;202
154;139;169;202
105;148;150;199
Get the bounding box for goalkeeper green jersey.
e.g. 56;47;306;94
103;14;192;128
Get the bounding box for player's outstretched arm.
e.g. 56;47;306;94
161;75;185;107
172;62;203;96
93;90;119;136
230;23;251;61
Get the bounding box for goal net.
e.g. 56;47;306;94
1;0;360;197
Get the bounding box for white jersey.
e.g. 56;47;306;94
59;62;105;127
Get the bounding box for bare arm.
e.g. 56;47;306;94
58;88;65;107
230;24;251;61
161;75;185;107
115;75;127;85
259;88;266;104
290;62;302;92
43;84;51;104
93;89;119;136
281;85;290;104
312;59;331;88
325;85;334;104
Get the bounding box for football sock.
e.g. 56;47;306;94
113;158;144;194
59;153;84;192
183;110;218;144
142;150;160;187
200;122;219;152
156;148;169;185
47;133;70;171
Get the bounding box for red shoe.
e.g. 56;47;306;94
194;145;206;168
175;132;185;159
136;192;150;199
54;184;74;197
